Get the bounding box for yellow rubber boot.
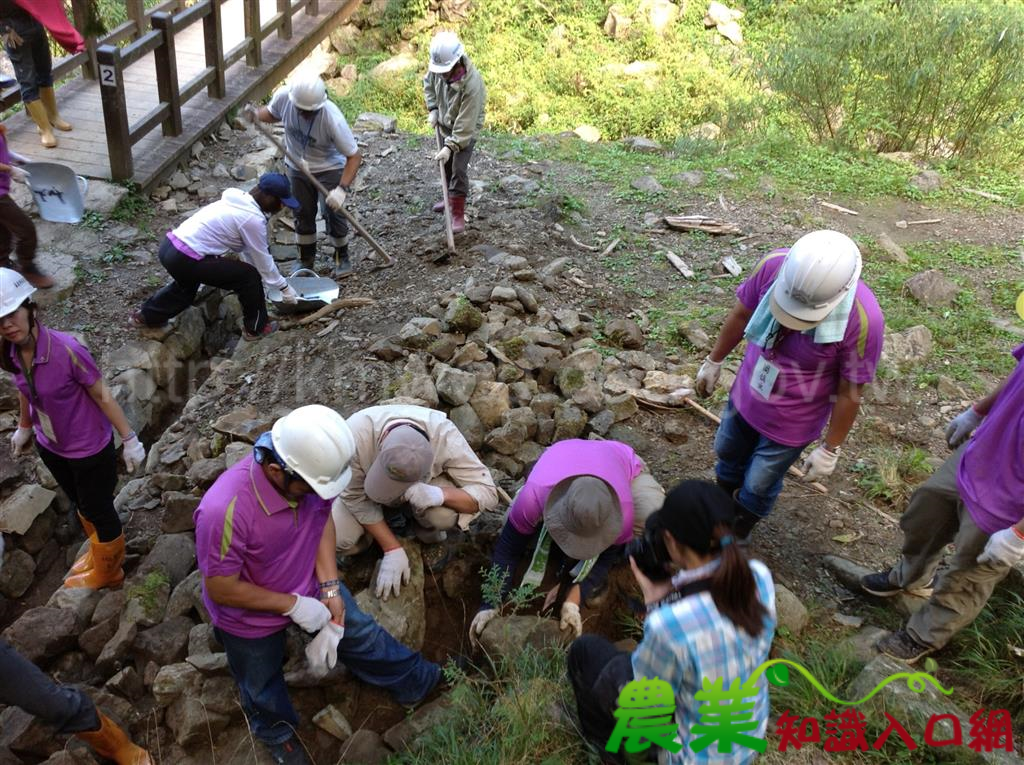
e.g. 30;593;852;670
67;513;98;577
39;86;72;131
24;100;56;148
64;534;125;590
76;713;152;765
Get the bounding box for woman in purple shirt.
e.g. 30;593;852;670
0;268;146;590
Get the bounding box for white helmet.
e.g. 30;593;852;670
271;405;355;500
0;267;36;317
770;230;862;330
428;31;464;74
288;76;328;111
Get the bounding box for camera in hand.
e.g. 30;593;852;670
626;527;672;582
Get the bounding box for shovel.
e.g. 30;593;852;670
435;126;456;254
247;116;396;270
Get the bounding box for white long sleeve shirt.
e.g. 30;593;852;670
171;188;287;291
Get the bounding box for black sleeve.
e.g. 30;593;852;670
578;545;622;602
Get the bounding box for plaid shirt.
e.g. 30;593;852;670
632;559;776;765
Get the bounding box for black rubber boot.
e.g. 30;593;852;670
298;244;317;271
733;507;764;544
332;246;353;279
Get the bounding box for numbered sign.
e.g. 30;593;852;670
99;64;117;88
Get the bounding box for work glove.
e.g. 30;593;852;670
8;166;29;184
801;445;839;481
469;608;497;647
284;594;332;632
305;620;345;678
560;602;583;639
10;427;32;456
433;146;452;164
3;28;24;48
280;285;299;305
240;102;258;123
427;110;439;129
326;187;346;211
977;527;1024;568
122;435;146;473
695;356;723;397
404;482;444;511
945;405;984;449
374;547;411;601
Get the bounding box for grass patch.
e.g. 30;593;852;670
852;446;933;506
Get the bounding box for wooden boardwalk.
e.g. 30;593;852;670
2;0;356;188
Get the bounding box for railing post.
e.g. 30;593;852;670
306;0;319;16
243;0;262;67
151;12;183;137
96;44;133;181
70;0;97;79
126;0;146;39
204;0;226;98
277;0;292;40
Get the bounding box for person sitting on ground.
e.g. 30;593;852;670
130;173;300;341
194;405;441;765
469;439;665;643
862;342;1024;663
1;267;146;592
332;404;498;599
0;121;53;287
1;537;152;764
568;480;776;764
695;230;884;541
423;30;486;234
248;75;361;279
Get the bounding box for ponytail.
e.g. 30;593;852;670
708;524;767;637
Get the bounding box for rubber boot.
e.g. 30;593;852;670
39;86;72;131
332;246;353;280
68;512;99;577
733;507;763;544
76;713;152;765
25;100;57;148
64;534;125;590
298;244;317;272
432;199;445;213
450;195;466;234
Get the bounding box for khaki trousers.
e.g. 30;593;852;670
630;471;666;536
890;444;1011;649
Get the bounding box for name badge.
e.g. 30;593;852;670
750;356;780;400
36;410;58;443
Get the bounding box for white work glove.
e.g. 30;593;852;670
8;166;29;184
469;608;497;647
427;110;439;129
801;445;839;481
305;620;345;678
280;285;299;305
560;601;582;639
326;187;347;211
403;482;444;511
945;405;984;449
284;593;332;633
977;527;1024;568
374;547;411;601
10;427;32;456
122;435;146;473
695;356;723;397
433;146;452;164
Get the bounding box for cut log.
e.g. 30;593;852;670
664;250;695;278
664;215;743;235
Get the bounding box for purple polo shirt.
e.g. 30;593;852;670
7;324;112;458
0;131;12;198
730;251;885;447
958;344;1024;534
194;453;328;638
507;440;644;544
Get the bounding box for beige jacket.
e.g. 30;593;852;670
423;57;486;152
341;404;498;528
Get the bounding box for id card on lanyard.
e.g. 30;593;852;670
750;354;780;400
22;362;58;443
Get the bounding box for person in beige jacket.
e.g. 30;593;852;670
423;30;486;234
333;404;498;599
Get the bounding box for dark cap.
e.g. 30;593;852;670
648;480;736;555
257;173;300;209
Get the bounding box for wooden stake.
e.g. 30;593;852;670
665;250;695;278
435;126;456;254
820;201;860;216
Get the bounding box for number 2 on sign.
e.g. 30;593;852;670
99;64;117;88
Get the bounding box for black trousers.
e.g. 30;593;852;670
140;236;268;333
0;639;100;734
439;133;475;198
567;634;635;764
0;10;52;102
287;166;349;249
0;194;37;266
36;437;121;542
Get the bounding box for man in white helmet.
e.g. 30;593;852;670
423;30;486;233
194;405;440;765
695;230;885;540
250;75;362;279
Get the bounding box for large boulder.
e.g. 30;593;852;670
0;484;56;534
368;53;419;93
881;325;933;367
905;269;959;307
354;540;425;651
478;616;569;661
2;607;77;662
135;533;196;588
470;380;511;429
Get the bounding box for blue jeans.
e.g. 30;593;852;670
714;398;807;518
216;582;440;745
0;639;99;734
1;11;53;103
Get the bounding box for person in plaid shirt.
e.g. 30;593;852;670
568;480;776;764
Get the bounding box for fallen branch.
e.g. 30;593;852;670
599;237;621;258
820;201;860;216
664;215;743;235
280;297;375;329
896;218;942;228
664;250;695;279
569;234;599;252
961;187;1004;202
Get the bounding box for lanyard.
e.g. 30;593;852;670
299;111;318;154
521;524;598;589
